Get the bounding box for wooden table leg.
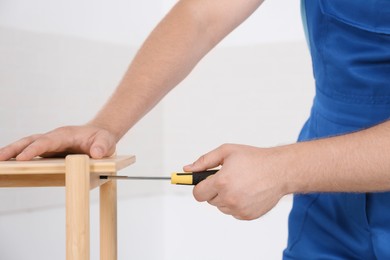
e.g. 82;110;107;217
100;178;117;260
66;155;90;260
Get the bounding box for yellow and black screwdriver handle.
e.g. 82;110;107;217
171;169;218;185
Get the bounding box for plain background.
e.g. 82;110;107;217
0;0;314;259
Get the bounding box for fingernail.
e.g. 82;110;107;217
92;147;104;158
183;164;195;172
184;163;195;168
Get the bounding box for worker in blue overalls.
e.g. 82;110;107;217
282;1;390;259
1;0;389;258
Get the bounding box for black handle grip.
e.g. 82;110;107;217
172;169;219;185
191;170;219;185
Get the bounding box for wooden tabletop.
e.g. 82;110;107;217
0;155;136;175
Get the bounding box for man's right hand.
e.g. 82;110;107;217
0;125;117;161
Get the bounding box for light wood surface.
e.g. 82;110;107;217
0;174;65;187
100;179;118;260
0;154;135;260
0;155;136;175
66;155;91;260
0;155;135;188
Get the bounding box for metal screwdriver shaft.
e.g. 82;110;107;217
100;169;218;185
100;176;170;180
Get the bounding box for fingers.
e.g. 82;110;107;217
0;125;117;161
89;130;116;159
188;144;268;220
0;134;42;160
18;129;74;160
193;176;234;216
193;174;218;202
217;206;233;215
196;184;235;216
184;144;232;172
188;144;233;215
185;146;225;203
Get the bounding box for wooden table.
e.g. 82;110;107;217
0;154;135;260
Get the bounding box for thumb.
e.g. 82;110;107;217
184;145;229;172
89;131;116;159
90;145;105;159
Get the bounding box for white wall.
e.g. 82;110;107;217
0;0;314;259
0;0;163;46
0;0;304;46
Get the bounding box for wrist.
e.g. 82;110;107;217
86;119;123;143
277;143;310;195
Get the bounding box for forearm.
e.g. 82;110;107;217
90;0;264;141
90;1;213;140
286;120;390;194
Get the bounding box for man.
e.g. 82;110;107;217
1;0;390;258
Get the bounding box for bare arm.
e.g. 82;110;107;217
92;0;265;140
0;0;264;160
288;120;390;193
187;120;390;220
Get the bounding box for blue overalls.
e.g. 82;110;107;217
283;1;390;259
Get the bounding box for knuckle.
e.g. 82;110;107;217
33;135;50;145
240;212;253;221
219;143;236;155
193;154;207;168
197;155;206;164
224;196;239;208
219;143;231;152
233;215;244;220
217;207;231;215
234;211;254;221
192;187;204;202
236;206;256;219
21;134;40;143
54;126;73;135
217;191;238;208
214;176;228;190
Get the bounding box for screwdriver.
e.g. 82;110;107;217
100;169;218;185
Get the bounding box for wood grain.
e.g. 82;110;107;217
100;180;118;260
0;174;64;187
0;155;136;175
66;155;90;260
